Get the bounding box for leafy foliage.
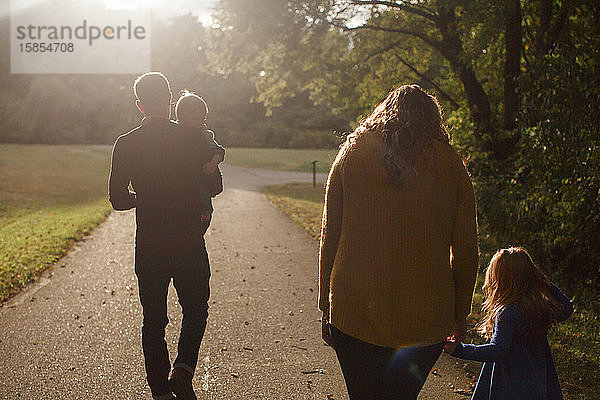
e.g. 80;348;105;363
213;0;600;286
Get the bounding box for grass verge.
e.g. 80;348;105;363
0;144;113;302
263;182;599;400
263;183;326;238
226;147;337;173
0;145;335;302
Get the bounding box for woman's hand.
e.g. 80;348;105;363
444;336;457;354
321;311;334;348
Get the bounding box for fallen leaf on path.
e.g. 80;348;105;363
301;369;325;375
453;388;473;396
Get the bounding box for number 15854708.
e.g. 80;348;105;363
18;42;74;52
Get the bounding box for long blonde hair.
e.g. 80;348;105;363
478;247;561;341
348;84;450;186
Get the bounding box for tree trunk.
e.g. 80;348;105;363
435;7;495;149
504;0;521;132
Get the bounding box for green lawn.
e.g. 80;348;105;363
263;182;599;400
264;183;327;238
0;144;113;301
225;147;337;173
0;145;337;302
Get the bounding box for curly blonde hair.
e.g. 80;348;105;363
348;84;450;186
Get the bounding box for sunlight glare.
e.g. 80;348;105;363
102;0;215;25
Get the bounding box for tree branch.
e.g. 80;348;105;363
347;0;437;20
330;21;442;50
392;51;460;108
364;41;404;62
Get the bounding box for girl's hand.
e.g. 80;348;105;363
444;336;458;354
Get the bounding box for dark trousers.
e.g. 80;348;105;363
330;325;443;400
135;244;210;396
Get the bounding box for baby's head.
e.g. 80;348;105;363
175;91;208;128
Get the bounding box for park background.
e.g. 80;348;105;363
0;1;598;398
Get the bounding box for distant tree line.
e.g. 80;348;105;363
0;14;348;148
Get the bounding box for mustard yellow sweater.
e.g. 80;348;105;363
319;134;479;348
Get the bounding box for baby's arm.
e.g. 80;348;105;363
449;305;521;362
202;130;225;174
205;129;225;163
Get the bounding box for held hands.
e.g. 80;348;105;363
444;336;458;354
444;317;466;354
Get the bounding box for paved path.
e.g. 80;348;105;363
0;164;478;399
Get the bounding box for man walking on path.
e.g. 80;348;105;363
109;72;221;400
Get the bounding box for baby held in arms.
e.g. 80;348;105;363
175;90;225;234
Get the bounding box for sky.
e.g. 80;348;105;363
102;0;218;25
4;0;219;25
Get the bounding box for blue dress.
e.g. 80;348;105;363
451;284;574;400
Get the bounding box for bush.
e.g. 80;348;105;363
452;53;600;289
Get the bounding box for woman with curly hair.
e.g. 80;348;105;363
319;84;479;399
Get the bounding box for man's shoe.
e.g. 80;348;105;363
168;367;197;400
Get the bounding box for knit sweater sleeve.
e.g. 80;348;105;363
450;162;479;319
318;148;345;313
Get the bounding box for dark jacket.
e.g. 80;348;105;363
452;283;574;400
108;117;222;255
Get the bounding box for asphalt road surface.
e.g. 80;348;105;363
0;164;479;399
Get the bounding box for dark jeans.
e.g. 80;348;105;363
330;325;443;400
135;244;210;396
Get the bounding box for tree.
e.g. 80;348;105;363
213;0;600;283
213;0;579;159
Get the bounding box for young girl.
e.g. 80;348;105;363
444;247;574;400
